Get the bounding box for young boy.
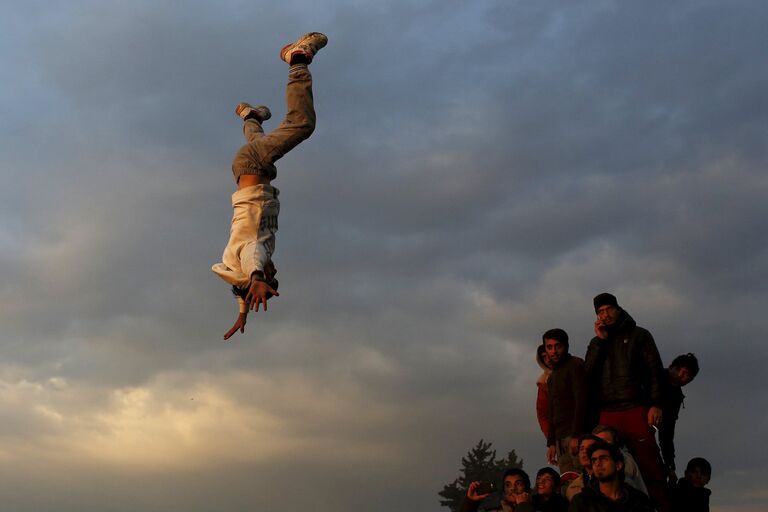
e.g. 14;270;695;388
532;467;568;512
212;32;327;340
669;457;712;512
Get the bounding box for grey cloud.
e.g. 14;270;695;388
1;0;767;510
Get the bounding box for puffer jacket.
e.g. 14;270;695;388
584;310;664;411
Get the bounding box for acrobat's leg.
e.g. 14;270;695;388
255;32;327;165
235;103;272;143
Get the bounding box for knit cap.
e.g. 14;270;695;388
593;292;620;313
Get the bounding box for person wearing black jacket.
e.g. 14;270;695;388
668;457;711;512
584;293;668;511
660;353;699;484
532;467;569;512
569;442;654;512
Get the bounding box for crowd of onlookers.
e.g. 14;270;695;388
461;293;711;512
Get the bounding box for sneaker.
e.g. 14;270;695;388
235;103;271;122
280;32;328;64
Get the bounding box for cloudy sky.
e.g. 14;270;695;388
2;0;767;510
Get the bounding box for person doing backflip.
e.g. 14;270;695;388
212;32;328;340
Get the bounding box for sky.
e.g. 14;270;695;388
1;0;767;510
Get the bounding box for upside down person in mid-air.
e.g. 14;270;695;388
211;32;327;340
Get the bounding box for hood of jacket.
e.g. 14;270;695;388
536;349;551;385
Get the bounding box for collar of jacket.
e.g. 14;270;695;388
552;352;573;369
604;310;636;338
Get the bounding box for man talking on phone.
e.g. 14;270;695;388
584;292;669;511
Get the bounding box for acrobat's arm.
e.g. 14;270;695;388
244;271;279;312
223;299;249;340
222;275;280;340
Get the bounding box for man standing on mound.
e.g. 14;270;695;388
585;292;668;511
212;32;327;340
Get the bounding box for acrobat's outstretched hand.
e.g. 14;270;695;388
245;278;279;312
224;312;247;341
222;276;279;340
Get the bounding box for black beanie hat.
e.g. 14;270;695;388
593;292;620;313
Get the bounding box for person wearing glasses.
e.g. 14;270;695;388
569;442;653;512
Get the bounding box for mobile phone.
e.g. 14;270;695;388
475;481;496;495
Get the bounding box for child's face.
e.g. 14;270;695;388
685;467;711;488
535;473;556;497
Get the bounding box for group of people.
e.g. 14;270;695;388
463;293;712;512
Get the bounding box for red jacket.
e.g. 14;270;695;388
536;350;552;440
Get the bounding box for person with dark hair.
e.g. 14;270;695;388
668;457;711;512
592;425;647;496
569;442;654;512
536;344;553;442
565;434;601;501
544;328;588;474
660;353;700;483
585;293;668;511
533;467;569;512
463;469;534;512
211;32;328;340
